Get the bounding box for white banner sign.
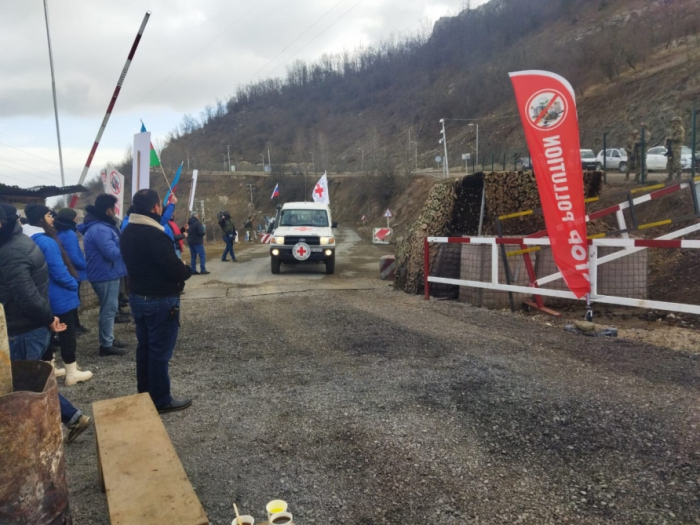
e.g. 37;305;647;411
132;131;151;197
103;170;125;220
188;170;199;212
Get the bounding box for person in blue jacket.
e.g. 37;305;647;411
23;204;93;386
55;207;89;335
77;194;128;357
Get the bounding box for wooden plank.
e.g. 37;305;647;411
93;394;209;525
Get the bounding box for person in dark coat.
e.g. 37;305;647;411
77;194;128;356
120;189;193;413
23;204;93;387
0;204;91;443
218;211;236;261
186;211;208;274
55;207;89;334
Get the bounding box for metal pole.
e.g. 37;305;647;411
491;153;494;172
227;145;231;171
641;124;647;184
42;0;65;187
476;123;479;170
267;148;271;168
603;131;608;184
69;11;151;208
477;177;486;237
692;109;697;180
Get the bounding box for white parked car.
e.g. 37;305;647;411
595;148;628;173
645;146;692;171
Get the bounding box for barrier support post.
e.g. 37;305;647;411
603;131;608;184
495;219;516;313
423;237;430;300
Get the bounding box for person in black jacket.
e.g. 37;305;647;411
0;204;91;443
120;189;193;413
186;212;208;274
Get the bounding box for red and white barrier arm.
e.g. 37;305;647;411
69;12;151;208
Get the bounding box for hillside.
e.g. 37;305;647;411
149;0;700;177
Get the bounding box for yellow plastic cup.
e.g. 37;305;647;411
266;500;288;518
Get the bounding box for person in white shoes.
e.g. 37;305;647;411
23;204;93;386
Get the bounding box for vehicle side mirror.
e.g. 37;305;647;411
332;221;338;229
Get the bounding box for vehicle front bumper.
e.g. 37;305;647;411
270;246;335;263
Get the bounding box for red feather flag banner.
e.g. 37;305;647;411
509;70;590;299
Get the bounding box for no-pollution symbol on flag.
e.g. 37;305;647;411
527;89;567;130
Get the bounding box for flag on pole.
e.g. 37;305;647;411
270;183;280;200
164;162;183;205
312;172;330;205
140;121;161;167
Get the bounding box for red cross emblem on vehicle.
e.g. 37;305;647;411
292;241;311;261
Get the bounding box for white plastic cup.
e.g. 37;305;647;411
231;516;254;525
266;500;288;519
269;511;293;525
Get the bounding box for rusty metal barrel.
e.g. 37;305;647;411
0;360;71;524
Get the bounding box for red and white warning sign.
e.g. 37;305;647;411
373;228;393;245
379;255;396;280
361;215;367;222
384;209;393;218
292;242;311;261
260;233;272;244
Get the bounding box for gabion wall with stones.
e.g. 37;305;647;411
456;245;648;309
458;244;531;309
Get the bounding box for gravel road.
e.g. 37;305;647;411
60;231;700;524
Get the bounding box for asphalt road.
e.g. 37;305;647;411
60;229;700;524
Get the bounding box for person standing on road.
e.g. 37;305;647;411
23;204;93;386
0;204;92;443
187;211;209;274
218;211;237;261
666;116;685;181
120;189;193;413
78;194;128;356
55;207;90;335
244;215;254;242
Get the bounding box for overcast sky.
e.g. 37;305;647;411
0;0;486;189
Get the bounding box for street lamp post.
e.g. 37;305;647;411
439;119;449;178
469;122;479;170
260;153;265;172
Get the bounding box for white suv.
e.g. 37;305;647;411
269;202;337;274
595;148;628;172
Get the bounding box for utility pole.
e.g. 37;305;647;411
469;122;479;170
227;145;231;171
261;153;265;172
309;152;315;174
439;119;449;178
267;147;271;168
43;0;65;187
223;154;226;170
246;183;256;203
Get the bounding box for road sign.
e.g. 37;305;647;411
384;209;393;218
373;228;393;244
462;153;471;160
435;155;442;163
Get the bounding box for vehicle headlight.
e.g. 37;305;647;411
320;237;335;245
272;237;285;245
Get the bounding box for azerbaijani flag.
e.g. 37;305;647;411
164;162;183;206
270;183;279;200
140;121;161;167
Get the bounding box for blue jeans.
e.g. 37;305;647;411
9;327;81;426
129;295;181;408
190;244;206;271
92;279;120;348
222;235;235;260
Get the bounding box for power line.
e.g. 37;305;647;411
0;156;65;182
0;171;27;185
267;0;366;78
0;141;81;172
251;0;347;80
0;160;61;184
132;2;267;106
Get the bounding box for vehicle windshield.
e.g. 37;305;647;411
279;209;329;227
580;150;595;158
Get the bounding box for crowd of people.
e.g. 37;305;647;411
0;188;199;445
